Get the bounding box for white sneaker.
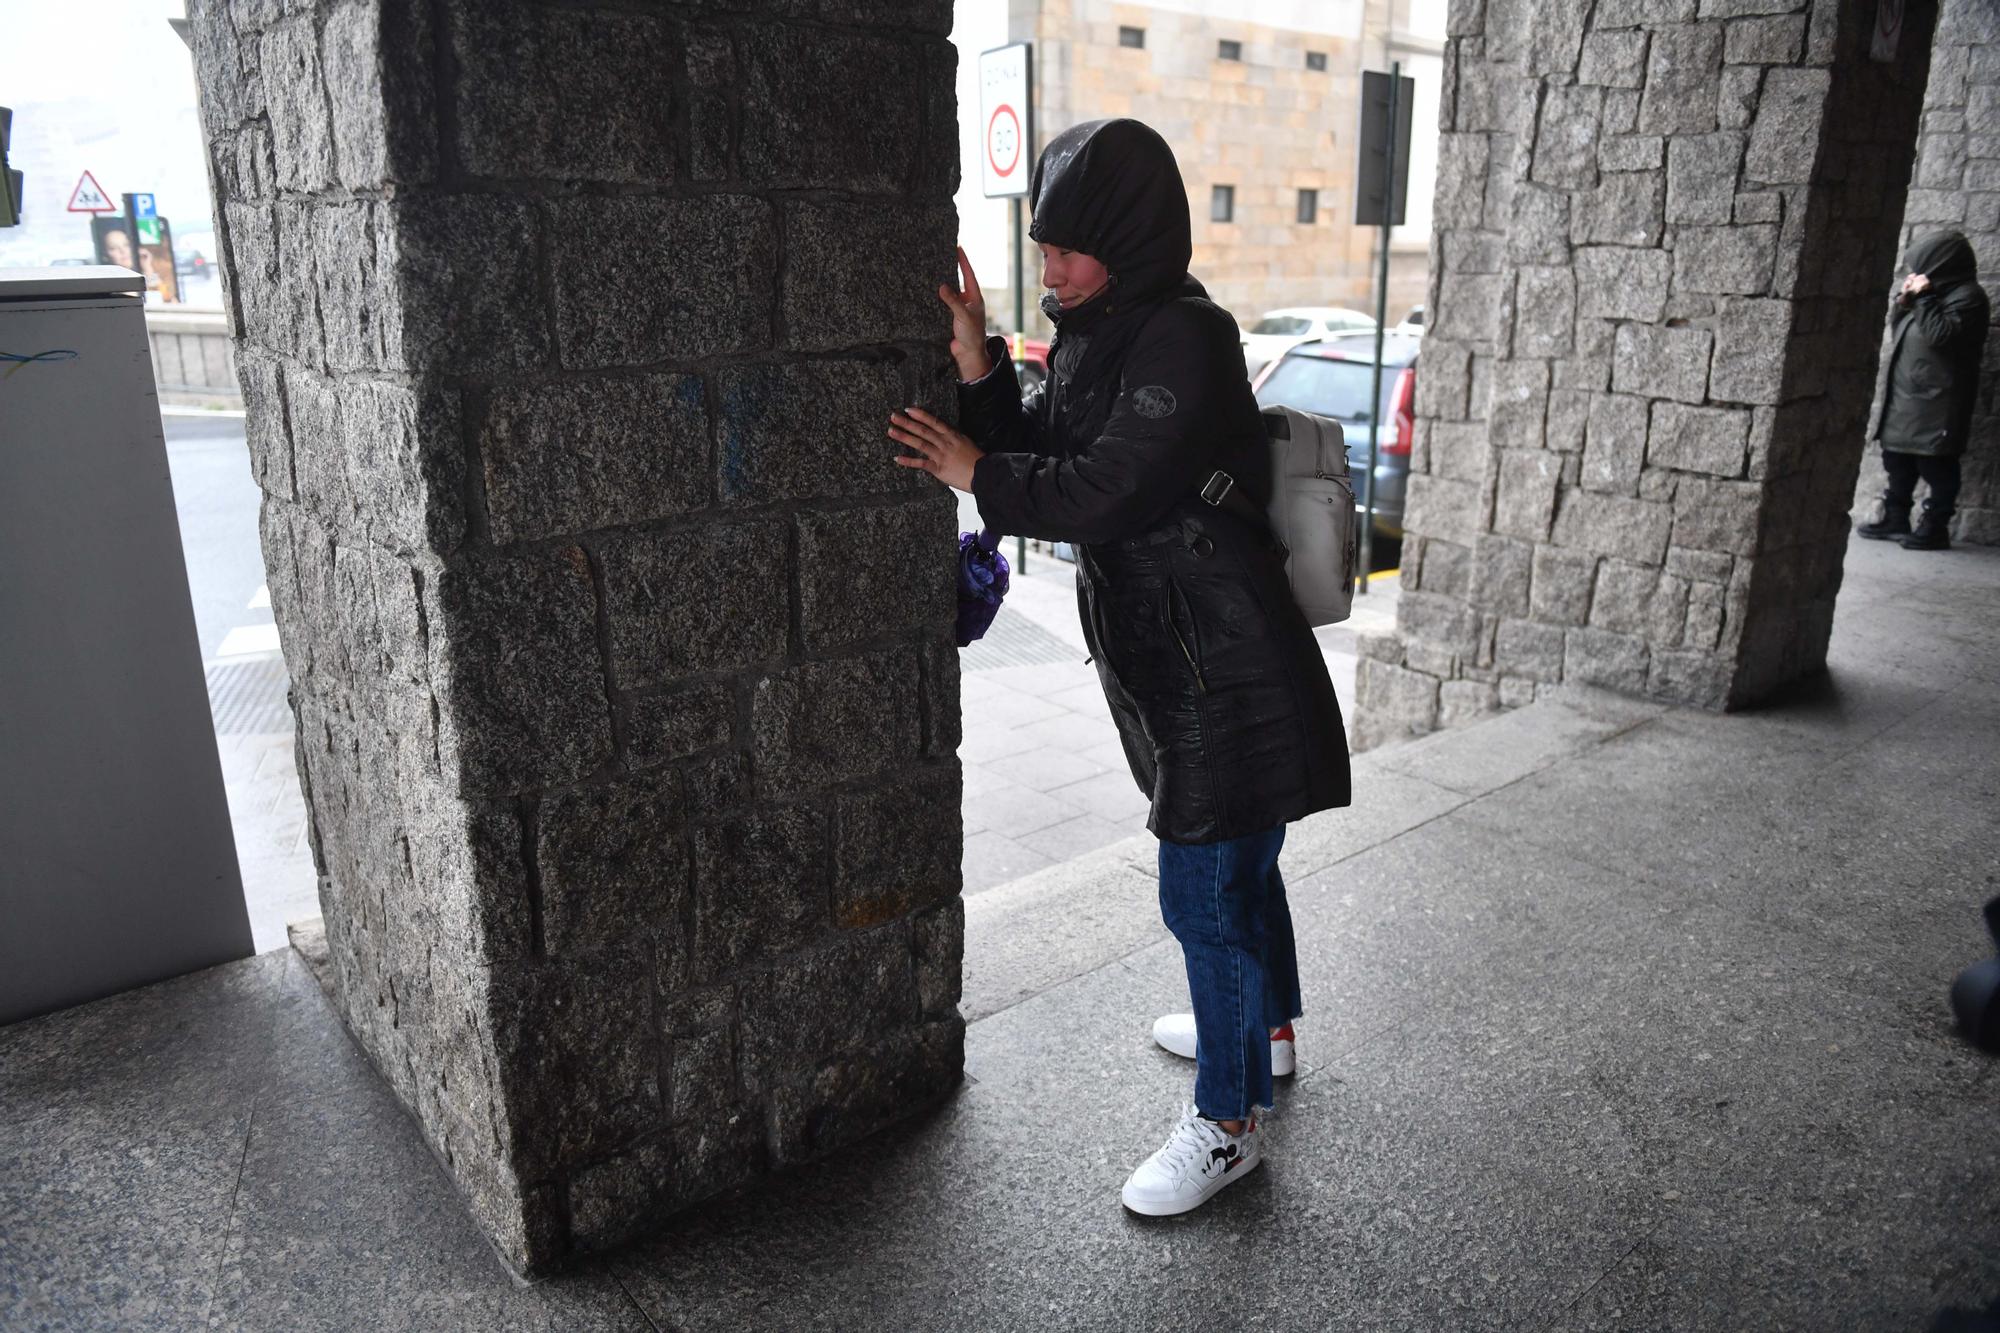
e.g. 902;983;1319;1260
1151;1014;1297;1077
1120;1104;1262;1216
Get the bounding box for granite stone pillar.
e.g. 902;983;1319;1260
1850;0;2000;545
188;0;964;1273
1356;0;1940;748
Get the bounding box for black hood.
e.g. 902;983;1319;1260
1906;230;1979;289
1029;119;1192;315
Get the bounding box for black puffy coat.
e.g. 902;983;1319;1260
961;119;1349;845
1871;230;1990;458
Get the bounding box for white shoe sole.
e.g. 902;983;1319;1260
1120;1151;1263;1216
1152;1014;1297;1076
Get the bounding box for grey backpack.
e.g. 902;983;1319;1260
1198;404;1358;626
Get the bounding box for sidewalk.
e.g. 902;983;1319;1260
9;537;1996;1329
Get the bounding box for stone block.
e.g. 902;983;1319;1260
1649;648;1733;707
600;521;790;689
1696;0;1809;16
1439;679;1502;727
1637;23;1724;135
1494;617;1567;681
1673;225;1777;295
1717;65;1764;130
1597;0;1697;25
1612;323;1711;404
1551;488;1674;563
1354;659;1441;735
1435;134;1491;230
781;201;955;351
1745;66;1831;185
741;24;921;190
1579;30;1650;88
1432;273;1506;343
1468;533;1534;615
552;196;776;367
310;202;399;373
1723;14;1805;63
1444;232;1505;277
1491;450;1563;540
715;361;913;506
737;928;917;1095
1417;339;1473;420
339;377;465;557
1512;267;1577;359
1405;638;1462;680
751;650;922;800
1411;537;1473;599
1508;188;1573;263
768;1019;961;1168
1554;358;1613;393
1575;247;1671;322
485;954;662;1179
1600;134;1665;172
692;806;828;982
687;26;734;182
261;21;335;193
1404;474;1487;546
1359;631;1405;664
1666;132;1746;224
480;375;710;545
1547;388;1591;454
1589;560;1662;634
1575;171;1666;247
1647;402;1752;476
389;195;549;374
451;3;676;183
1499;676;1538;707
1428;421;1490;482
1672;475;1765;555
627;685;736;769
538;771;690;959
429;548;613;797
322;2;395;190
920;637;961;760
796;501;956;655
1489;359;1550;450
404;788;533;965
1917;134;1970;191
1564;626;1650;693
832;767;962;928
273;202;325;362
566;1121;761;1254
1532;85;1603;188
910;899;963;1020
1732;190;1783;224
236;349;296;501
1398;590;1484;656
1603;89;1643;136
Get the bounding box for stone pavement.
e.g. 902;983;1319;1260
7;536;1997;1329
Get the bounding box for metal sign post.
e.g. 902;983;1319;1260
979;41;1033;573
1354;64;1413;595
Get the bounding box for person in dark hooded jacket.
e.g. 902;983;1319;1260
1858;230;1990;551
888;118;1349;1217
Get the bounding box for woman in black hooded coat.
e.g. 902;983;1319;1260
889;119;1349;1216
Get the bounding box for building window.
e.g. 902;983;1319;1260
1218;39;1242;61
1306;50;1328;71
1211;185;1235;223
1297;189;1318;224
1118;26;1145;49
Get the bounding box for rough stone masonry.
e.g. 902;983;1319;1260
1850;0;2000;545
1354;0;1943;749
188;0;964;1273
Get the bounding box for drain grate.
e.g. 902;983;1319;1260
961;614;1082;671
207;655;294;735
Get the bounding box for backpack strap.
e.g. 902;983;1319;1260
1197;468;1274;535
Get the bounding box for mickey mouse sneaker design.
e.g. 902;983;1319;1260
1120;1104;1262;1216
1151;1014;1297;1077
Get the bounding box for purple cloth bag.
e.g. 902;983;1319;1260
955;528;1011;647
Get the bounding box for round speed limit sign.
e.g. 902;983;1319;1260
987;104;1023;179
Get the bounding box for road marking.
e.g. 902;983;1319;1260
216;624;282;658
1368;567;1399;582
248;584;270;610
160;405;247;419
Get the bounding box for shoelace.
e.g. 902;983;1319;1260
1153;1105;1229;1178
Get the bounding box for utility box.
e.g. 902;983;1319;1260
0;266;251;1024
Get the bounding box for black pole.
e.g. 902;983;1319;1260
1359;60;1399;596
1013;194;1027;575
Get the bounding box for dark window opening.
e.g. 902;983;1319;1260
1297;189;1318;224
1211;185;1235;223
1118;26;1145;49
1218;39;1242;61
1306;50;1328;72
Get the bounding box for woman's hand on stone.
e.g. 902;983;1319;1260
888;406;984;493
938;246;994;382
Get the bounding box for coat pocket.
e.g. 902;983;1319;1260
1166;578;1209;694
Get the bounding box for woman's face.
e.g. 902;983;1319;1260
1038;244;1111;310
103;229;134;269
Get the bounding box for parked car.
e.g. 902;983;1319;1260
1240;306;1378;378
1250;330;1419;538
1394;305;1425;335
1006;334;1052;397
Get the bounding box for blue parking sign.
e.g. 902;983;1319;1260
132;193;156;219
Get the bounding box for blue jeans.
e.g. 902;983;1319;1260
1157;826;1301;1121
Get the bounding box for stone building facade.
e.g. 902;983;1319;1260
189;0;964;1274
1000;0;1447;327
1353;0;1942;749
1850;0;2000;545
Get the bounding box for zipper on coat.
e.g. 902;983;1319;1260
1167;582;1208;694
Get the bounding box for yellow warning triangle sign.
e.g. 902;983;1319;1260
67;171;114;213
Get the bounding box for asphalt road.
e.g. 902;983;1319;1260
163;412;270;664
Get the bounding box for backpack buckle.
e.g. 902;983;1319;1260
1199;471;1235;506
